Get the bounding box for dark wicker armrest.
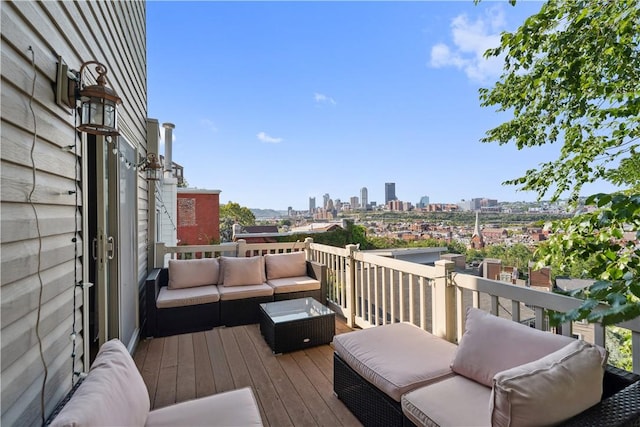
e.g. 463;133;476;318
45;377;85;425
560;380;640;427
144;268;163;338
559;366;640;427
307;260;327;305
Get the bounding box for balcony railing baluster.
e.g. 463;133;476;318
154;239;640;374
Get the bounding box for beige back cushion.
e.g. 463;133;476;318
451;307;574;387
221;256;266;286
168;258;219;289
264;252;307;280
50;339;150;427
491;340;606;427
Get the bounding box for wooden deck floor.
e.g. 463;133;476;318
133;319;361;427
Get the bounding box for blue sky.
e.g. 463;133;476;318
147;1;616;210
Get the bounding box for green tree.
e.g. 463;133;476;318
480;0;640;324
504;243;534;271
219;201;256;242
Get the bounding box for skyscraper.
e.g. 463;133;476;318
418;195;430;208
309;197;316;213
385;182;396;204
350;196;359;209
323;193;330;209
360;187;368;210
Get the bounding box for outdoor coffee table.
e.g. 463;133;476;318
259;297;335;354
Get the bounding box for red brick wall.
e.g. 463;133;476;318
483;260;502;280
528;266;552;289
177;192;220;245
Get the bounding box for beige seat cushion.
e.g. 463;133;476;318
264;251;307;279
491;340;606;427
267;276;320;294
168;258;219;289
333;322;457;402
146;387;263;426
50;339;150;427
217;283;274;301
220;256;266;286
451;307;574;387
157;285;220;309
402;375;492;427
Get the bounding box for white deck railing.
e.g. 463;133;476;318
154;239;640;373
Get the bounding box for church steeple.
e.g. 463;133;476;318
470;211;484;249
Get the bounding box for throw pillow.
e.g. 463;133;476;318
490;339;606;427
221;256;265;287
168;258;219;289
451;307;574;387
264;251;307;280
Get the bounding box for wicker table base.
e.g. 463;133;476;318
259;297;335;354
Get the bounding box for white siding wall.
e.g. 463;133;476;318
1;2;147;426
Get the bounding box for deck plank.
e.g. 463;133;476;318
304;346;334;383
292;350;362;426
227;326;293;427
193;331;215;398
176;334;196;402
218;327;254;388
154;335;179;408
140;337;163;408
205;328;235;393
244;324;317;426
133;337;149;370
280;351;342;427
135;318;359;426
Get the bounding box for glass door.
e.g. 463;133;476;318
108;136;138;346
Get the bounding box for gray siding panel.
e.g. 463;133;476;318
1;1;147;425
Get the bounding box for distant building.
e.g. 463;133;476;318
323;193;330;209
470;211;485;249
309;197;316;213
481;258;502;280
388;199;403;211
326;198;335;211
417;195;430;208
385;182;396;204
364;247;448;265
350;196;359;209
459;198;497;211
360;187;368;210
177;189;221;245
528;262;552;290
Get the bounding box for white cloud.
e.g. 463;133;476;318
257;131;283;144
200;119;218;133
314;92;336;105
429;7;506;84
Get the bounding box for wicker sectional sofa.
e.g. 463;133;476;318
49;339;263;426
144;251;327;337
333;307;640;427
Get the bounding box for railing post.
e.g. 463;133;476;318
304;237;313;260
155;242;167;268
236;239;247;257
345;244;358;328
433;260;455;343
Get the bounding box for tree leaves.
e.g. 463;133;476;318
480;0;640;202
481;0;640;325
535;193;640;324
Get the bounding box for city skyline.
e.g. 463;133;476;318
148;2;622;211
